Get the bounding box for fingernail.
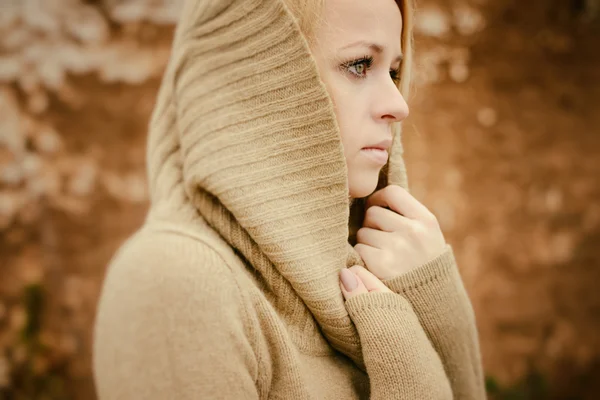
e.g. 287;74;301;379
340;268;358;292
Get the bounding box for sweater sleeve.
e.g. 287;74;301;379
381;245;486;400
344;292;453;399
93;233;260;400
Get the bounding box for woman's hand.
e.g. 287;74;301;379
354;185;447;280
339;265;392;301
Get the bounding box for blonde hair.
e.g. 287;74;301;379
281;0;414;99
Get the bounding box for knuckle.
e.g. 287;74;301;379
403;222;421;239
413;223;428;238
365;206;379;221
423;211;439;226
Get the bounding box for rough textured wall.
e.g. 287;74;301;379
0;0;598;399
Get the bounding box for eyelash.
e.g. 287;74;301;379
341;55;401;84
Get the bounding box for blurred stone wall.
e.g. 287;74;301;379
0;0;598;399
408;1;600;398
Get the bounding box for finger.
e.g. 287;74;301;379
366;185;432;221
356;227;391;249
362;212;416;238
354;243;381;275
348;265;392;294
339;268;369;301
362;205;401;232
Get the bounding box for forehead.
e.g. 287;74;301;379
320;0;403;45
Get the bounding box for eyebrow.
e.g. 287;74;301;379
339;40;404;63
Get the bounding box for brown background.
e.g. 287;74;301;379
0;0;598;399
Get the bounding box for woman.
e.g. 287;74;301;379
93;0;486;398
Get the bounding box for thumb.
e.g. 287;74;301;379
340;266;392;301
340;268;368;301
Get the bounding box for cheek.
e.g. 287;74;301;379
329;87;366;155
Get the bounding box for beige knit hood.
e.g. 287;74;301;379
145;0;410;370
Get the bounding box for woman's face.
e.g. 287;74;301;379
311;0;409;199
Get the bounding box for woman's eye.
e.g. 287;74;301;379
343;56;373;78
390;69;401;84
349;61;368;76
343;57;400;85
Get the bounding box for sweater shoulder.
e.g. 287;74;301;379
101;226;252;315
94;228;269;398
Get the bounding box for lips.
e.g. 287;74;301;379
362;138;393;152
361;148;389;164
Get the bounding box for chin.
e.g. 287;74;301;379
348;170;380;199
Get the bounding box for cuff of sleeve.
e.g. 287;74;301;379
381;244;458;295
344;291;413;318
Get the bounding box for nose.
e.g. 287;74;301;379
376;81;410;123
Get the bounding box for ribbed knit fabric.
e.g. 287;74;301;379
382;246;487;398
92;0;486;398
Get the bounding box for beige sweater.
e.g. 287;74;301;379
92;0;486;398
